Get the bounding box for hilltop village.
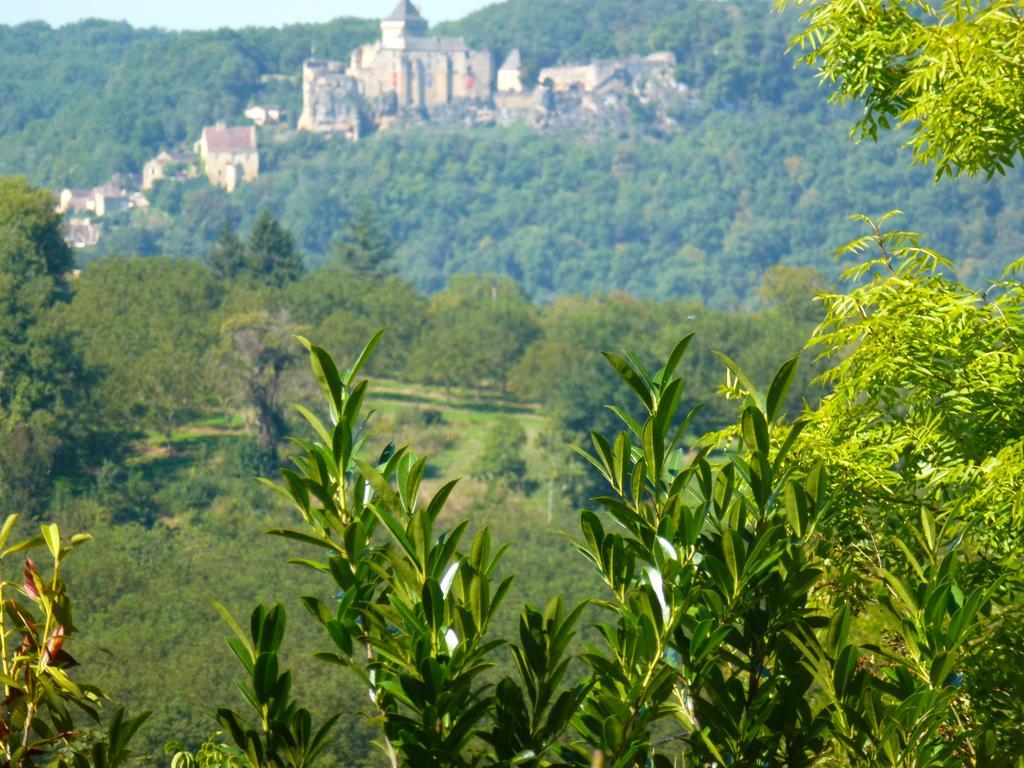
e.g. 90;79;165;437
299;0;688;139
56;1;688;249
57;124;263;247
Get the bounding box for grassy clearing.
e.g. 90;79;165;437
120;379;549;501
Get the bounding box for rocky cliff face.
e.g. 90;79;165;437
499;56;690;135
298;68;364;140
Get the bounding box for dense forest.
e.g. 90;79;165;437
2;1;1022;305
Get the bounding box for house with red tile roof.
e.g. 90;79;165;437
195;124;259;192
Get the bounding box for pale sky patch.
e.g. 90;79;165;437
0;1;497;29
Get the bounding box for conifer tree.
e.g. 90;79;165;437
246;211;304;287
330;205;396;279
206;220;246;280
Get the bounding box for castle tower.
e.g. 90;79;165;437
380;0;429;50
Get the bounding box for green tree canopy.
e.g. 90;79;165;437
797;214;1024;569
472;415;529;488
408;275;541;394
66;256;222;443
0;178;75;425
0;178;84;515
217;306;302;453
284;269;427;380
0;177;72;281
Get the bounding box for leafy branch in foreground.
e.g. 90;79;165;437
0;515;149;768
805;212;1024;560
779;0;1024;179
258;331;584;767
214;603;339;768
797;212;1024;758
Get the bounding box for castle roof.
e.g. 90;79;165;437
386;0;426;22
202;125;257;154
500;48;522;71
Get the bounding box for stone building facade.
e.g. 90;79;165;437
299;59;364;139
195;125;259;192
299;0;492;135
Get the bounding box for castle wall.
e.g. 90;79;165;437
448;49;492;101
295;7;682;141
298;3;497;136
338;45;491;109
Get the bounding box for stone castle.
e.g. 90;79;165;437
299;0;492;139
298;1;687;139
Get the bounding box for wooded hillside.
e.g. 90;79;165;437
2;2;1020;305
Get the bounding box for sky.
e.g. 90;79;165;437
0;1;496;29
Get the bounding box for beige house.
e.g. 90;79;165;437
58;184;132;217
142;150;196;190
57;188;93;215
92;184;131;217
195;125;259;192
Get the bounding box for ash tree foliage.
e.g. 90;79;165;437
782;0;1024;178
792;213;1024;757
801;213;1024;561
